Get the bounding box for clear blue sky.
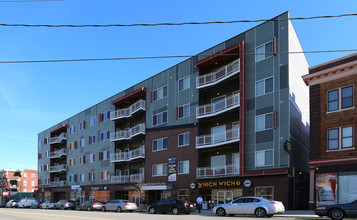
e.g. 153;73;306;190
0;0;357;170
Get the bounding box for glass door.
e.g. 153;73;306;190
212;96;226;113
232;153;240;175
212;125;226;144
217;190;233;204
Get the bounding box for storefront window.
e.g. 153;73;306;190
178;189;189;201
255;186;274;200
89;191;110;202
338;172;357;203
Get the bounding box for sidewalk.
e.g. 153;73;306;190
195;209;319;218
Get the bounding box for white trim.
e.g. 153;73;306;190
178;132;190;147
255;41;273;63
255;76;274;97
255;149;274;167
153;85;168;102
178;103;190;119
255;113;273;132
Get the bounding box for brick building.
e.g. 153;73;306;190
0;169;38;193
302;53;357;209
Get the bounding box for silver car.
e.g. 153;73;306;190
6;200;18;208
102;200;137;212
213;197;285;217
41;201;55;209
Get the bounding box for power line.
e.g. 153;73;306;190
0;13;357;28
0;0;62;2
1;49;356;64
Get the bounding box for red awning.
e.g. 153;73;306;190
111;87;146;106
50;124;68;134
196;43;240;69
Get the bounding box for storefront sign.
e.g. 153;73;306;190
243;179;252;188
71;185;81;190
190;182;196;189
198;180;241;189
89;186;108;191
316;173;337;206
168;157;176;182
1;192;9;196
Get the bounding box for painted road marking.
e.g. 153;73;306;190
0;210;113;220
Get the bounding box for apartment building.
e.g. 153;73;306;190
302;53;357;209
38;12;309;209
0;169;38;193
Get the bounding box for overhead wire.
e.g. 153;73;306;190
0;13;356;28
1;49;357;64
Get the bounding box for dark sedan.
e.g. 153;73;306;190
76;201;104;211
315;200;357;220
148;199;196;215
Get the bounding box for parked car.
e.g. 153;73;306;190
18;199;39;208
315;200;357;220
40;201;55;209
6;200;18;208
0;203;5;208
76;201;104;211
102;200;137;212
212;197;285;217
148;199;196;215
54;200;75;210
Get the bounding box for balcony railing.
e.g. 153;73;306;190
196;59;240;89
49;133;67;144
111;99;146;121
50;181;67;187
110;146;145;162
49;164;67;173
49;149;67;159
196;92;240;119
111;175;129;183
196;127;240;149
196;164;239;179
110;123;145;142
130;173;145;182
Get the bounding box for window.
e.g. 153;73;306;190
90;154;95;163
31;173;35;178
69;158;76;166
152;163;168;176
178;104;190;119
31;181;35;186
178;76;190;91
89;135;96;144
178;189;189;200
24;173;27;177
80;121;85;130
153;111;168;126
44;178;49;184
178;161;189;174
153;85;168;101
255;150;273;167
178;132;190;147
152;137;168;151
80;174;85;182
80;156;86;164
103;150;110;160
255;186;274;200
256;41;273;62
100;131;110;141
89;172;95;181
69;141;77;150
101;171;110;180
69;126;75;134
90;116;96;126
80;138;85;147
328;86;354;112
255;113;273;131
23;181;27;186
328;126;354;150
256;77;273;96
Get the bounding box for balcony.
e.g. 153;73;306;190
49;149;67;159
9;185;18;189
196;164;239;179
196;92;240;119
130;173;145;182
196;127;240;149
111;99;146;121
110;146;145;162
196;59;240;89
50;181;66;187
49;133;67;144
110;123;145;142
49;164;67;173
111;175;129;183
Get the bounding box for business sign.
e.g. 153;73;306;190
198;180;242;189
168;157;176;182
316;173;337;206
1;192;9;196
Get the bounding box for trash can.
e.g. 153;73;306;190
202;201;208;210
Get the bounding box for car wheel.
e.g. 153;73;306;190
266;214;274;218
102;207;106;212
87;207;91;211
229;214;235;217
329;209;344;220
172;207;179;215
117;206;122;212
216;208;226;216
255;208;267;218
149;207;156;214
61;206;65;210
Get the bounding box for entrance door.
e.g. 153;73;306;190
131;194;140;208
232;153;240;175
217;190;233;204
160;192;171;200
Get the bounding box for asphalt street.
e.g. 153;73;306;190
0;208;321;220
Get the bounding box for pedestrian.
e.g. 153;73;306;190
196;195;203;213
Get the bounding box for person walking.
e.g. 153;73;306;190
196;195;203;213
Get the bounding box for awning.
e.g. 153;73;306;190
111;87;146;106
50;124;68;134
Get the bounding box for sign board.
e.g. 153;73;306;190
168;157;176;182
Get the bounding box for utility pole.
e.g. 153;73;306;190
0;173;4;204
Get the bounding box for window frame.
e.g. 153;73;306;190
153;85;168;102
178;103;190;119
90;116;96;126
255;186;274;200
255;41;273;63
255;149;274;167
255;76;274;97
327;125;354;151
152;163;168;177
178;76;190;92
152;111;168;126
178;132;190;147
152;137;168;152
327;86;354;113
255;113;273;132
178;160;190;175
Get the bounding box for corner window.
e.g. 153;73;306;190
178;161;189;174
256;41;273;62
178;132;190;147
152;163;168;176
153;85;168;101
255;150;273;167
328;126;354;150
255;113;273;131
328;86;353;112
178;76;190;91
152;137;168;151
153;111;167;126
256;77;273;97
178;104;190;119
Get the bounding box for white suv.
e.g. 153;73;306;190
18;199;38;208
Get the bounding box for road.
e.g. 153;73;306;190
0;208;318;220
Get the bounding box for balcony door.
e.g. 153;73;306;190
212;125;226;144
212;96;226;113
211;155;226;175
232;153;240;175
